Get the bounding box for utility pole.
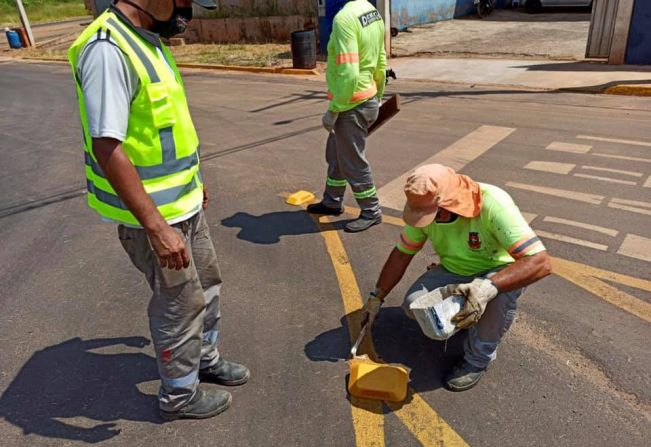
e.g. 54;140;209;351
15;0;35;46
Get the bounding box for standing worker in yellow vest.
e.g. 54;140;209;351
68;0;249;420
307;0;387;233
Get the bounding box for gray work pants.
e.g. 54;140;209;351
322;98;381;218
403;266;524;369
118;211;222;411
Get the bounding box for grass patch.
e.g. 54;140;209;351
170;43;292;67
20;43;295;68
0;0;89;26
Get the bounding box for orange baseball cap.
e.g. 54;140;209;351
403;164;483;227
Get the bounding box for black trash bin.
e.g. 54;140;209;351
290;30;317;69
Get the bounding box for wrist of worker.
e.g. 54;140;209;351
370;287;387;302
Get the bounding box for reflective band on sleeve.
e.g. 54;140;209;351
336;52;359;64
399;232;426;251
106;17;160;83
353;186;377;200
509;236;544;259
326;177;347;187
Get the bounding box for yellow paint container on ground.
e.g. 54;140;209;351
347;356;410;402
286;190;315;205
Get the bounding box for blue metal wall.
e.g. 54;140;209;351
626;0;651;64
391;0;476;30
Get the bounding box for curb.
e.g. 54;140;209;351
603;84;651;97
15;56;318;76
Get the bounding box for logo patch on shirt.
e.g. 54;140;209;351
359;10;381;27
468;232;481;250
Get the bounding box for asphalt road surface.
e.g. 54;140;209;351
0;60;649;447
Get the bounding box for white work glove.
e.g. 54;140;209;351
322;110;339;133
449;278;499;329
361;290;384;326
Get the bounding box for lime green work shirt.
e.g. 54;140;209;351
326;0;387;113
396;183;546;276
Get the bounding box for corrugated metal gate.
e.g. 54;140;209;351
585;0;619;58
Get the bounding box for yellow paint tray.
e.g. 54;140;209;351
347;318;410;402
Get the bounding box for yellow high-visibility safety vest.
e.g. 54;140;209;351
68;10;203;226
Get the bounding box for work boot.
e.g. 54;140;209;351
344;215;382;233
306;202;344;216
444;360;486;392
160;386;231;421
199;358;250;386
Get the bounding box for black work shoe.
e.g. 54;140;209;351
199;358;251;386
160;386;231;421
306;202;344;216
444;360;486;392
344;215;382;233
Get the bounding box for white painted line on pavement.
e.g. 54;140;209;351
505;182;604;205
644;176;651;188
607;203;651;216
573;173;638;186
581;166;643;177
592;153;651;164
611;198;651;209
536;230;608;251
378;125;516;210
543;216;619;237
525;161;575;175
521;212;537;224
546;142;592;154
577;135;651;148
617;234;651;263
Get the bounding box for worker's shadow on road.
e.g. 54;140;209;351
304;308;466;401
0;336;160;444
221;210;349;244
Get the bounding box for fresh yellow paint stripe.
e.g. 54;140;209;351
387;394;469;447
313;214;468;447
551;258;651;324
313;215;385;446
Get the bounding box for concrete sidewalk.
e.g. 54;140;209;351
389;57;651;94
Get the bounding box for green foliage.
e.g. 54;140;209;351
0;0;88;26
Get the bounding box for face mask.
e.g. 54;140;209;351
153;7;193;38
120;1;193;38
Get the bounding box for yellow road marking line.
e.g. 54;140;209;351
551;257;651;324
387;394;469;447
313;214;468;446
377;125;515;210
313;215;385;446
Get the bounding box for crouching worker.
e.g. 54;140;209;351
362;164;552;391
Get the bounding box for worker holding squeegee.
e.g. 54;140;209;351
307;0;387;233
362;164;552;391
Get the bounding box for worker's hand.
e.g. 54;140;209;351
202;185;209;210
322;110;339;133
147;224;191;270
450;278;499;329
361;291;384;326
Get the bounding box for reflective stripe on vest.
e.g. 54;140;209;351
68;11;202;226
